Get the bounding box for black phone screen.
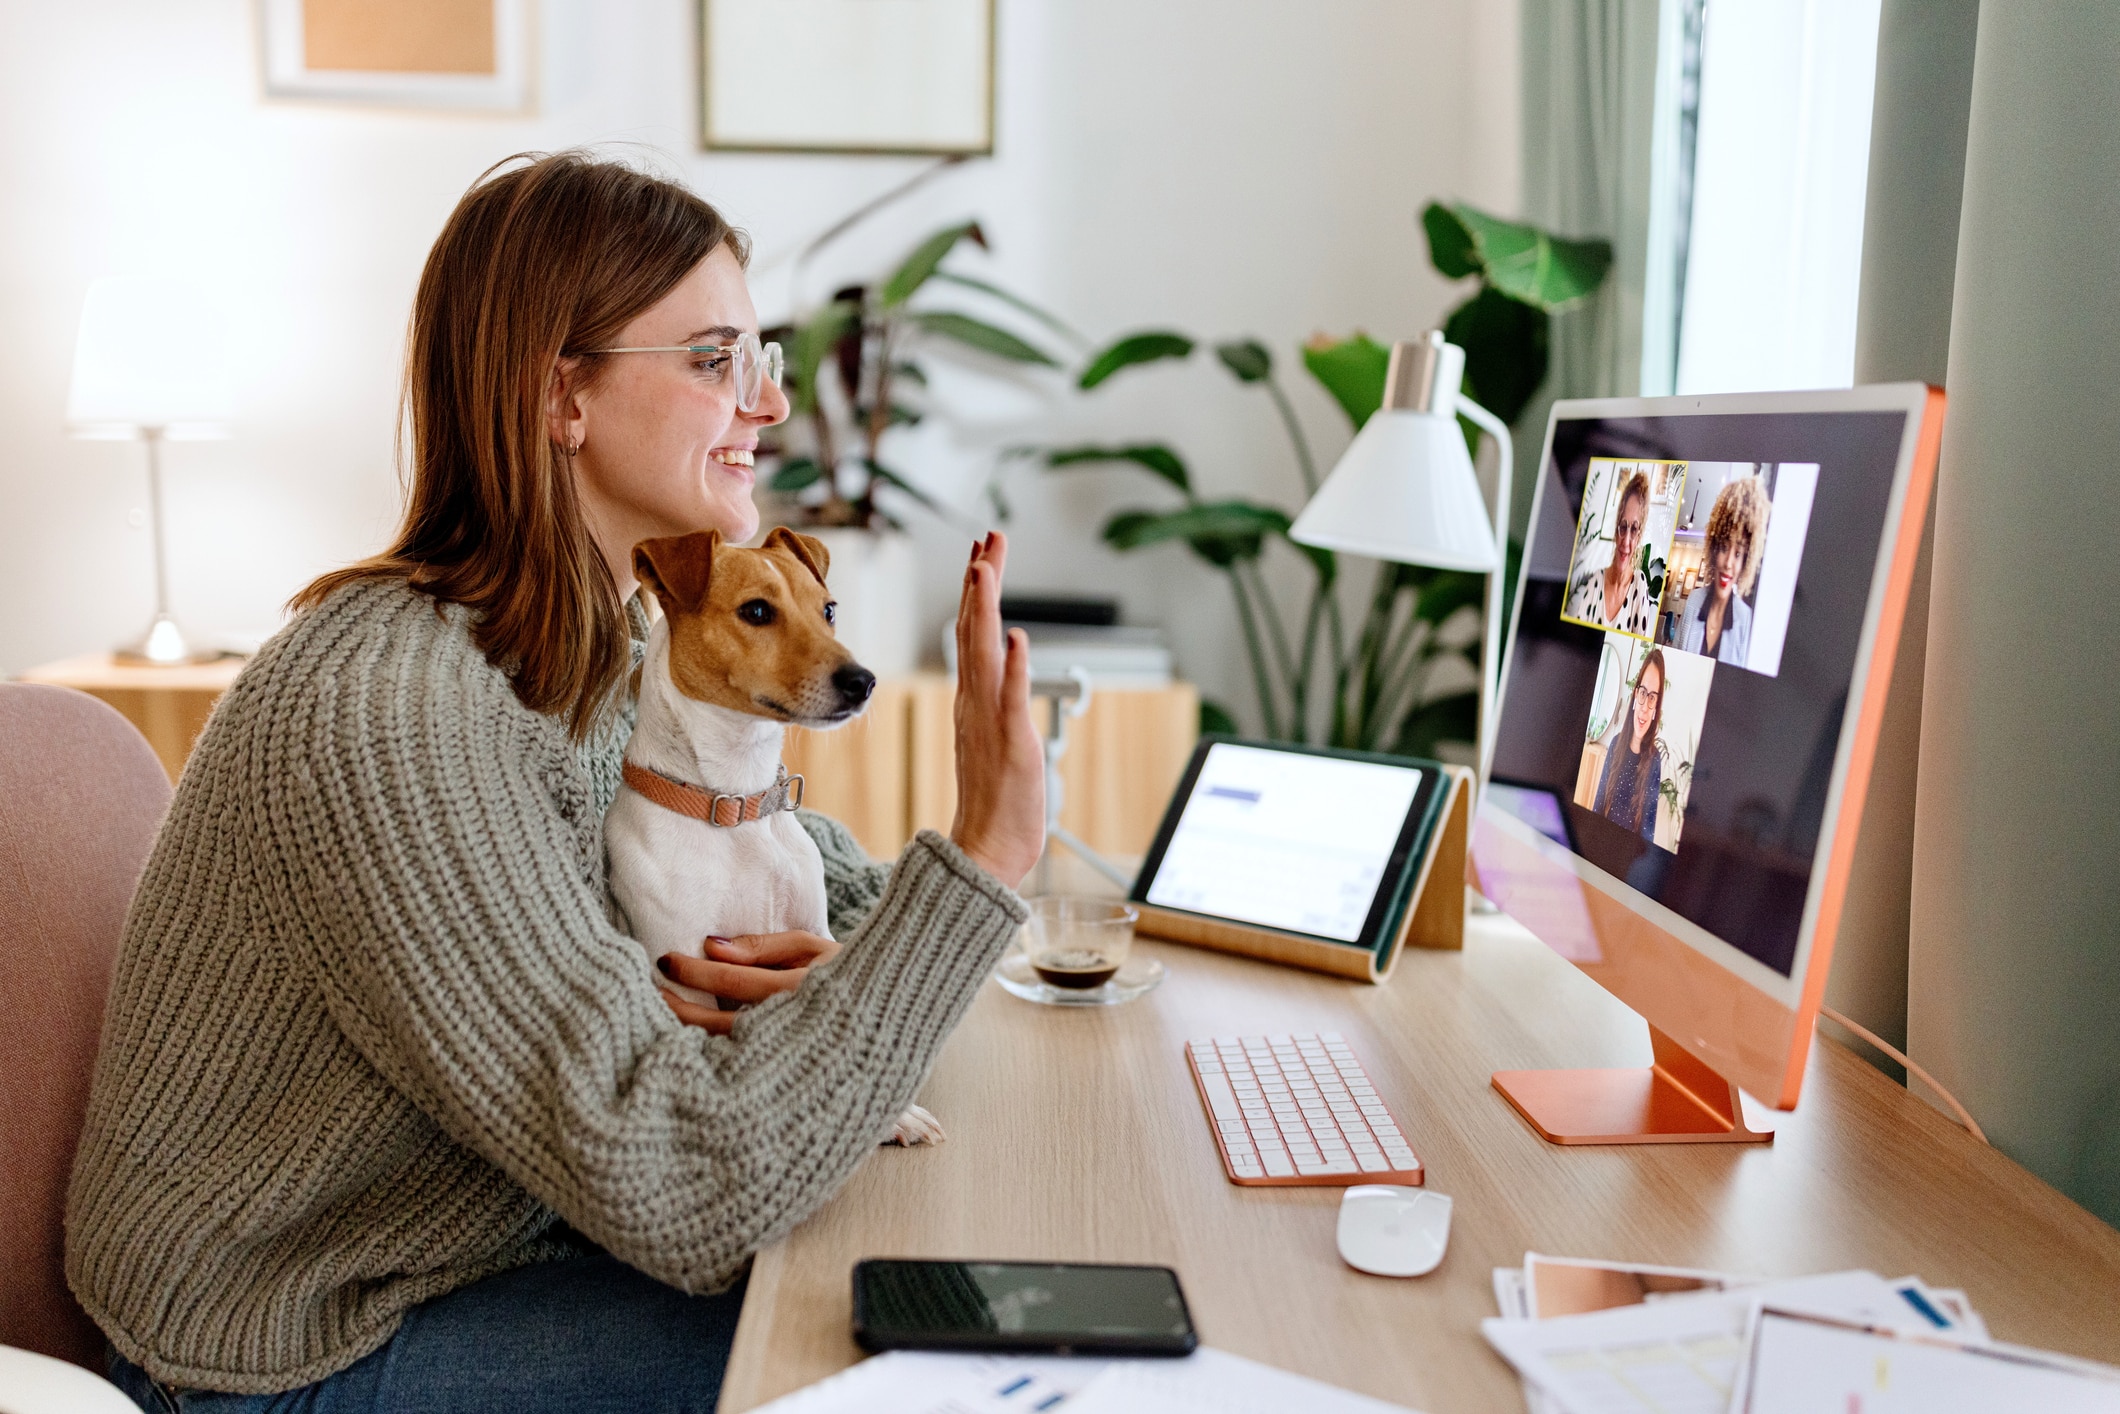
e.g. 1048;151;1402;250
852;1259;1198;1356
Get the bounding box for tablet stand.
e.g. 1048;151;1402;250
1133;765;1474;983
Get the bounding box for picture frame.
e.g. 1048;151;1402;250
258;0;534;113
700;0;995;155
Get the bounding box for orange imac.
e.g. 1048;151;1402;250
1471;384;1945;1145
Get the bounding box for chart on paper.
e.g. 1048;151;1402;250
1537;1332;1745;1414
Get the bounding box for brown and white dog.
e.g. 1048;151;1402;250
607;527;943;1145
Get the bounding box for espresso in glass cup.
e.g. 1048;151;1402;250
1021;896;1138;989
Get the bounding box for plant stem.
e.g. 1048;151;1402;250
1226;565;1284;739
1349;564;1402;747
1243;558;1300;725
1265;377;1320;496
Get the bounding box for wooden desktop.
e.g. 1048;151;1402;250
717;901;2120;1411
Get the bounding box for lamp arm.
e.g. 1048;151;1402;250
1451;396;1512;798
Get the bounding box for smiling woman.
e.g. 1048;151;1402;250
67;151;1044;1413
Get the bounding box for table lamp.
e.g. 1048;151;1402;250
66;276;232;665
1289;331;1512;791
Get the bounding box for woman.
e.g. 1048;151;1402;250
1672;475;1770;666
1595;649;1666;845
67;152;1044;1412
1566;469;1657;636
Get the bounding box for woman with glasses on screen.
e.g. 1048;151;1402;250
1672;475;1770;666
1566;469;1657;636
67;151;1044;1413
1595;649;1666;845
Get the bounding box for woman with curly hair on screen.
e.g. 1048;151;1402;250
1595;648;1666;845
1566;469;1657;636
1674;475;1771;666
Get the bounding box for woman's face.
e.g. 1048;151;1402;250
1708;531;1747;600
1612;492;1645;573
1632;663;1662;742
561;244;790;553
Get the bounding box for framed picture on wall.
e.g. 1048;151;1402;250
701;0;994;154
259;0;534;112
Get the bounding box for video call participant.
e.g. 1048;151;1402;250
1672;475;1770;665
1595;648;1666;845
1567;469;1656;636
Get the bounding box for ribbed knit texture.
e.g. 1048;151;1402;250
62;580;1025;1395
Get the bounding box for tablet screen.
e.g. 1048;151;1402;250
1141;743;1426;943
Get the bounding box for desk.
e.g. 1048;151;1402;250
718;910;2120;1411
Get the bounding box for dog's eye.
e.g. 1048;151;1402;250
822;601;837;626
737;599;777;626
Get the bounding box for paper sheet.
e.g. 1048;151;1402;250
1481;1270;1941;1414
749;1351;1109;1414
1064;1347;1421;1413
1734;1308;2120;1413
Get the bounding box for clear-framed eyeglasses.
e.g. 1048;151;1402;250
586;330;785;412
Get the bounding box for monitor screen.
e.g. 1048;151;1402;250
1142;742;1425;943
1490;408;1912;984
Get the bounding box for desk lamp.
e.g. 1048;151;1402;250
66;277;232;665
1289;331;1512;793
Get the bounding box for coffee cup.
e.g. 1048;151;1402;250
1020;896;1138;990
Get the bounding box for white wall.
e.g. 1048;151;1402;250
0;0;1517;729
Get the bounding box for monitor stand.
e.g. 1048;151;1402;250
1492;1023;1773;1145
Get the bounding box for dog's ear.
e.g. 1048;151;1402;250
633;531;722;612
762;526;831;586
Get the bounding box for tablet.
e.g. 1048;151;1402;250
1129;738;1449;962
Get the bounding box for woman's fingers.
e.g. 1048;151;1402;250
704;931;841;969
948;531;1046;889
658;951;808;1004
661;991;736;1033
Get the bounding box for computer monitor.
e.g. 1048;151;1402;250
1471;384;1945;1144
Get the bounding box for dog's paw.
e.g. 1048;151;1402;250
883;1103;946;1147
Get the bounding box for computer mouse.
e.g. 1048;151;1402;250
1336;1185;1451;1277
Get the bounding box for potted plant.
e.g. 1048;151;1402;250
1023;202;1609;754
761;222;1070;674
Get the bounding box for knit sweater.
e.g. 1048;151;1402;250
62;579;1026;1394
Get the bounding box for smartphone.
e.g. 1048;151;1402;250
851;1259;1198;1357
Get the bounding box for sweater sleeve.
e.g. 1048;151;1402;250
796;808;897;936
263;612;1024;1295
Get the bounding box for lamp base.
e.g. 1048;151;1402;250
115;614;229;667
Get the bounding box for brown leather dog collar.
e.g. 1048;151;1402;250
622;761;806;828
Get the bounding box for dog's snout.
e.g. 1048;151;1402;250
832;664;877;708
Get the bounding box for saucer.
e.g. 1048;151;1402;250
994;951;1164;1007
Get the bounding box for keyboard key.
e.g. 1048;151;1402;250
1357;1154;1389;1172
1261;1153;1295;1177
1198;1073;1239;1119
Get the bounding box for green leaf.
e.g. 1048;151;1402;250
1102;500;1290;568
1391;688;1480;760
769;456;822;492
1044;443;1191;495
1447;202;1613;312
789;300;859;414
891;360;928;387
1079;331;1194;389
1199;699;1239;737
930;271;1085;346
1302;332;1391;431
1421;202;1480;280
911;310;1058;365
880;222;984;308
1410;567;1485;626
1443;285;1549;426
1215;338;1272;383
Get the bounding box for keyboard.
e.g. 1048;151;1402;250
1185;1032;1424;1187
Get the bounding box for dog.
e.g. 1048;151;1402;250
606;526;945;1147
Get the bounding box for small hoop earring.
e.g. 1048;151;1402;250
564;438;580;458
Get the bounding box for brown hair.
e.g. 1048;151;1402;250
1705;475;1771;598
293;150;750;737
1616;469;1650;530
1612;648;1666;833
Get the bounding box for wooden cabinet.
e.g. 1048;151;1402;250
784;673;1199;860
18;656;1202;862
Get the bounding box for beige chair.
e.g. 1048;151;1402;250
0;683;172;1370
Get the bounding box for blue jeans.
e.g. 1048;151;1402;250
108;1252;747;1413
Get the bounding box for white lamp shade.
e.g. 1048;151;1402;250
1289;409;1498;572
67;276;232;439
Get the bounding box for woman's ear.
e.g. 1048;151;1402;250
546;356;588;455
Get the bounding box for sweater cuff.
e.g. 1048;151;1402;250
901;828;1032;924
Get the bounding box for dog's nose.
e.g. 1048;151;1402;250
833;664;877;707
